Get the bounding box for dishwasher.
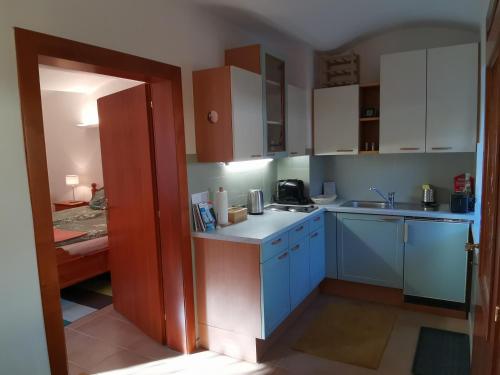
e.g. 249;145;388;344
403;218;469;304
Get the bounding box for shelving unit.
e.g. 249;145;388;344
359;83;380;153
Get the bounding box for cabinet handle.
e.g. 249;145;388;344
295;225;304;232
310;232;319;238
336;149;354;152
290;151;298;155
381;218;400;222
278;251;289;260
271;238;282;245
431;147;453;150
251;154;262;158
313;216;321;222
291;244;300;251
400;147;420;151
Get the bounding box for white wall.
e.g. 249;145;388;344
0;1;313;373
41;91;104;203
331;26;479;83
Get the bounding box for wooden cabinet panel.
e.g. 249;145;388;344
310;226;326;288
289;238;310;310
380;49;427;153
404;220;469;302
337;214;404;288
262;250;291;337
426;43;478;153
314;85;359;155
194;238;262;338
286;85;307;156
231;66;264;161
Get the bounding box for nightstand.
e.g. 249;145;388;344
54;200;88;211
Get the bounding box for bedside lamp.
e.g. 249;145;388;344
65;174;79;202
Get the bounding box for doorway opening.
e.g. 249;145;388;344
15;28;195;375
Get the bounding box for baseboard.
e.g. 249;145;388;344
321;278;467;320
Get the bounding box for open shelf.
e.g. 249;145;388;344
359;84;380;153
360;117;380;122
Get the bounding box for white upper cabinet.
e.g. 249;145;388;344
314;85;359;155
286;84;307;157
426;43;478;153
231;67;265;161
380;50;427;153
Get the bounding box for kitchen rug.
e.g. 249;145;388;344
293;302;397;369
61;273;112;325
412;327;470;375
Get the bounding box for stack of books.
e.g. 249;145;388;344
192;201;217;232
191;191;217;232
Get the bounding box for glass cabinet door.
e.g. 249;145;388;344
265;54;286;155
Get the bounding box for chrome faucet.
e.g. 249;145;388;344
369;187;395;207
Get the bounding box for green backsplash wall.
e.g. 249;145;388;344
317;153;477;204
187;160;278;205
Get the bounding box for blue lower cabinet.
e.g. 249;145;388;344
325;212;337;279
404;220;469;303
309;226;326;288
337;214;404;288
261;250;291;337
289;238;310;310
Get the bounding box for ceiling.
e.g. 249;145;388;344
193;0;481;50
38;65;141;94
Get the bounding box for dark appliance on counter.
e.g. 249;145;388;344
275;179;310;205
450;192;475;213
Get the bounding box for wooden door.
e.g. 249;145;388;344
379;49;427;154
314;85;359;155
98;84;164;342
426;43;478;153
471;59;500;375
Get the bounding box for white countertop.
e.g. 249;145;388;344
191;200;474;244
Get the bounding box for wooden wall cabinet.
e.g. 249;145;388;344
380;49;427;154
314;85;359;155
426;43;478;153
193;65;263;162
226;44;287;158
286;84;307;157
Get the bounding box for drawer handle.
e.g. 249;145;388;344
400;147;420;151
271;238;282;245
278;251;288;260
295;225;304;232
310;232;319;238
313;216;321;222
336;149;353;152
431;146;453;150
290;151;298;155
291;244;300;251
251;154;262;158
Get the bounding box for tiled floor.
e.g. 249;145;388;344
66;295;468;375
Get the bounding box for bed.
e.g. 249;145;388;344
54;183;110;288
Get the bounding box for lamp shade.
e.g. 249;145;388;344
65;175;79;186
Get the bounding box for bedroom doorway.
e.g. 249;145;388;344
15;28;196;375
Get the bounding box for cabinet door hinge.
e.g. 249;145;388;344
495;306;500;323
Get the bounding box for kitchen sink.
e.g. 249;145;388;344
342;201;392;209
341;200;426;211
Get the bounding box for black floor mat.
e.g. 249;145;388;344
412;327;470;375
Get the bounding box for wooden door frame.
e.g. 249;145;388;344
14;28;196;375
